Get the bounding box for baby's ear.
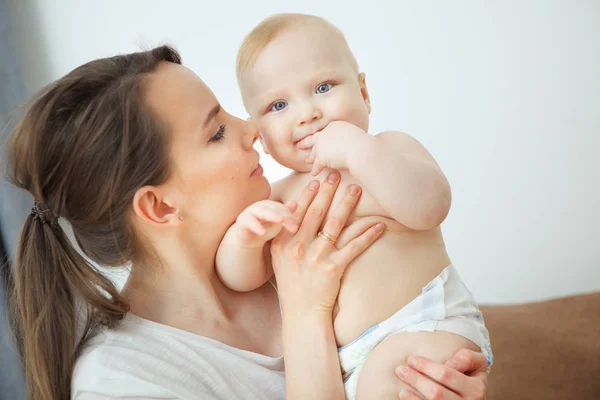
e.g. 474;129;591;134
358;72;372;114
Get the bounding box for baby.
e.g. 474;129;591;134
216;13;492;399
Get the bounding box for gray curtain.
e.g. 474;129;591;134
1;0;29;398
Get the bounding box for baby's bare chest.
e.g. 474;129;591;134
277;169;386;223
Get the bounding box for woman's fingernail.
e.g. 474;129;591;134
407;356;417;368
374;223;384;232
398;390;411;400
309;180;319;191
396;366;410;379
327;172;339;184
348;185;359;195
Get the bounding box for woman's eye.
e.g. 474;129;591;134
316;83;333;94
271;101;288;112
210;124;226;142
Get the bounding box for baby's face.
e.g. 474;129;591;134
240;26;371;172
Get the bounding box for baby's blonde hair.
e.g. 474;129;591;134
236;13;358;83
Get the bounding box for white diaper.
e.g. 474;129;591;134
338;265;493;400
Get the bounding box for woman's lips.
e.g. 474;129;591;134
251;163;263;177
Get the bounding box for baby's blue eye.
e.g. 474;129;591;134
316;83;332;94
271;101;288;112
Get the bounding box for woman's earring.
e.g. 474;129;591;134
178;215;184;221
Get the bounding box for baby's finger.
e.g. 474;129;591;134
285;200;298;213
299;131;321;150
268;202;299;233
242;215;267;236
311;159;325;176
282;219;299;233
248;205;292;235
305;149;316;164
297;135;314;150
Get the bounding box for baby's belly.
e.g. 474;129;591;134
279;170;451;346
332;221;451;347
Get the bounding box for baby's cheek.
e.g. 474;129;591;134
262;121;285;144
345;102;370;131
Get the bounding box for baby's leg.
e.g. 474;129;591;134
355;331;479;400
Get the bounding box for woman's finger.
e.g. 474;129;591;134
297;171;340;238
334;222;384;268
289;180;320;229
398;389;423;400
396;365;460;400
318;184;361;241
409;357;464;393
444;349;488;374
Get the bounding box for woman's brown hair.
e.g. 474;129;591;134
5;45;181;400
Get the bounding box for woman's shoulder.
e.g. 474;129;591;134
71;320;175;399
71;313;285;399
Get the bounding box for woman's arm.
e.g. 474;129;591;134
271;171;384;400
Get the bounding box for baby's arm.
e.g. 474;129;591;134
348;130;451;230
216;199;297;291
306;121;451;230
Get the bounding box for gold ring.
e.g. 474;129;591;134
317;230;337;245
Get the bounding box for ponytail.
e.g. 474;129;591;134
10;209;128;400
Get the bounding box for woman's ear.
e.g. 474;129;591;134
133;186;182;227
358;72;372;114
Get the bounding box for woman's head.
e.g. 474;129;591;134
135;61;269;254
9;46;181;267
6;45;268;400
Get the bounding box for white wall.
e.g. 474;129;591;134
7;0;600;304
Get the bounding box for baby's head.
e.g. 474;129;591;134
237;13;371;172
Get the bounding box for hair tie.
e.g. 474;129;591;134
31;200;59;226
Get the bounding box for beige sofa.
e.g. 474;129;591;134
480;292;600;399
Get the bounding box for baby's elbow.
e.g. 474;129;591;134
406;187;452;231
426;190;452;229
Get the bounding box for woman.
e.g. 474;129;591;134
7;46;487;400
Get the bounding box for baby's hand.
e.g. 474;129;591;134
235;200;298;248
304;121;366;176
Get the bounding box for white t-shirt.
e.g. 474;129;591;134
71;314;285;399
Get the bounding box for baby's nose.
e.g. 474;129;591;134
296;103;322;126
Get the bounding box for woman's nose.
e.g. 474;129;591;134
242;120;260;150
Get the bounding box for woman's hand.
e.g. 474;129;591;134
396;349;488;399
271;170;385;400
270;170;384;317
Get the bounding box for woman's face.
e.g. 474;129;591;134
145;62;270;236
